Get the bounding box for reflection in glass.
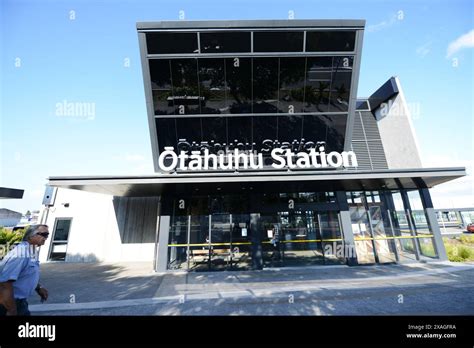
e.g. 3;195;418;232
320;211;345;264
306;31;356;52
253;116;277;163
176;117;202;144
225;58;252;113
201;117;227;147
280;211;325;267
198;58;226;114
147;32;198;54
170;59;201;114
302;114;347;152
228;117;252;148
156;118;177;153
279;57;305;114
253;58;279;113
167;214;188;270
149;59;174;115
200;32;251;53
329;56;353;112
277;115;303;142
254;31;304;52
304;57;333;112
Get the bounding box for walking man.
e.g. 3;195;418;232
0;225;49;315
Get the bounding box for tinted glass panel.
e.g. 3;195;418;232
306;31;356;52
329;56;353;112
304;57;333;112
303;114;346;152
149;59;174;115
278;115;303;143
198;58;226;114
147;32;199;54
225;58;252;113
253;58;279;113
156;118;177;152
170;59;201;114
200;32;251;53
253;116;277;160
53;219;71;241
279;57;305;114
228;117;252;147
176;117;202;144
254;31;304;52
201;117;227;146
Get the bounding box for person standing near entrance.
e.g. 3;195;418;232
270;226;282;261
0;225;49;315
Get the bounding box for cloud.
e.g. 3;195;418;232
416;41;432;58
446;29;474;58
366;14;398;33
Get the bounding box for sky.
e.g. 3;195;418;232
1;0;473;214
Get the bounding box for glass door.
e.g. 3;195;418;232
48;218;72;261
229;214;252;270
209;213;232;271
279;211;325;267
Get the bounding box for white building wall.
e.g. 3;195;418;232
38;188;155;263
374;77;423;169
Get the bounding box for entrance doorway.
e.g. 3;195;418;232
168;213;253;271
167;210;344;271
261;210;345;268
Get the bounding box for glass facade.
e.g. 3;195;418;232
137;24;448;273
163;189;440;271
146;28;357;173
149;56;354;116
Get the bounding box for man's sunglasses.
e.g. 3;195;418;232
37;232;49;238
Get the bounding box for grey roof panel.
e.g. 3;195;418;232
137;19;366;31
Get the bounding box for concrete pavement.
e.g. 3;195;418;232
28;261;474;315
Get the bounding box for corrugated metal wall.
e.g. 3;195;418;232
351;111;388;170
113;197;159;243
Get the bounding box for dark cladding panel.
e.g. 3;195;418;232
303;114;347;152
228;116;252;147
254;31;304;52
149;59;174;115
279;57;305;114
146;32;198;54
155;118;177;152
225;57;252;114
306;31;356;52
329;56;353;112
304;57;333;112
176;117;202;144
200;32;251;53
170;59;201;114
277;115;303;143
198;58;226;114
253;58;279;113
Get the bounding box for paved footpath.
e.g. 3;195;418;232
28;261;474;315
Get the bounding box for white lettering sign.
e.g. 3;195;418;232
158;147;358;172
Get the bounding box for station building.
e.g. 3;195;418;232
39;20;465;271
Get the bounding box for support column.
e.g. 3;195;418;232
336;191;358;266
400;190;421;260
155;215;170;272
419;188;448;261
250;213;263;270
